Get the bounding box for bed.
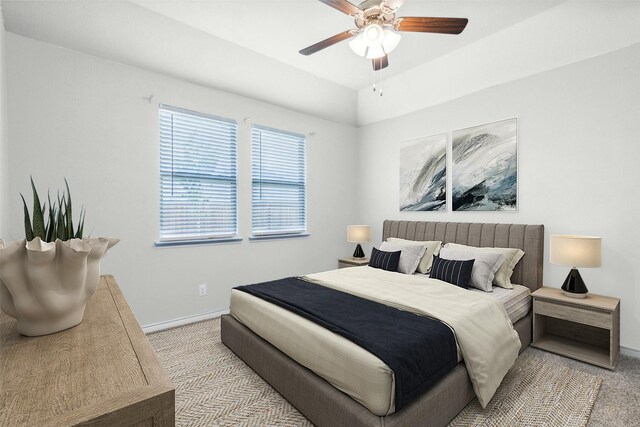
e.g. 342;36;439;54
221;220;544;427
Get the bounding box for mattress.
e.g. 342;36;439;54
470;284;531;324
229;270;529;416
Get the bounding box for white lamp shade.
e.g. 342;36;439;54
347;225;371;243
550;235;602;268
349;26;401;58
348;34;367;57
365;45;386;59
382;29;401;53
363;24;384;47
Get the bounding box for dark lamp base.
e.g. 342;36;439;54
352;244;365;258
561;268;589;298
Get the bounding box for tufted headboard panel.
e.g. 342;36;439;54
382;220;544;292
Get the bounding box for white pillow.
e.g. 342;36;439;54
387;237;442;274
443;243;524;289
379;241;427;275
439;247;504;292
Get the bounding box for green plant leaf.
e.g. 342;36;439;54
46;193;52;242
64;178;74;238
20;177;86;242
57;200;66;241
20;193;34;241
30;177;46;240
46;192;55;242
76;208;85;239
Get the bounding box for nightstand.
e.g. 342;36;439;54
338;257;369;269
532;287;620;370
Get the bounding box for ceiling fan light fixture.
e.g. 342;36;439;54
362;24;385;47
348;33;367;57
382;28;401;53
365;44;386;59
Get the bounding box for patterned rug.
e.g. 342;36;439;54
148;318;602;427
448;351;602;427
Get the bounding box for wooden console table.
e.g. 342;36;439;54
0;275;175;426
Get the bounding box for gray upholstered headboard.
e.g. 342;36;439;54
382;220;544;292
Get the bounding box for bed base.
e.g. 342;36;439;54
221;313;532;427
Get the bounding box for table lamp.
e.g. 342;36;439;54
347;225;371;259
550;235;602;298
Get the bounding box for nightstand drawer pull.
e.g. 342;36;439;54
534;300;611;329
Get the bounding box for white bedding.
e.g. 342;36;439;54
470;284;531;324
305;267;521;408
231;289;397;415
230;266;522;414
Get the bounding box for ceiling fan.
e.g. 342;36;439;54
299;0;468;71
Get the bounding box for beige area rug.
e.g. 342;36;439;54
448;351;602;427
148;318;602;427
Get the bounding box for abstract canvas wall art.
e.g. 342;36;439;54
399;134;447;211
452;118;517;211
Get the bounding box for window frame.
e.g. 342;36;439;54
250;124;308;239
156;104;240;246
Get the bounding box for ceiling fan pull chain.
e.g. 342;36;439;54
373;66;377;93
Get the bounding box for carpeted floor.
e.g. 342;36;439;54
148;318;640;427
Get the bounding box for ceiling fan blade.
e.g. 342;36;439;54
372;55;389;71
319;0;361;16
394;17;468;34
299;30;356;56
382;0;405;11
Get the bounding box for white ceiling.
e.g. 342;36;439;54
131;0;563;90
3;1;640;125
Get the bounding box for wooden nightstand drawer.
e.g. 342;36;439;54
534;299;612;329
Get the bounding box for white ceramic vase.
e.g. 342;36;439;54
0;237;119;336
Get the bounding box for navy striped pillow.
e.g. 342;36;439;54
369;247;401;272
429;255;475;289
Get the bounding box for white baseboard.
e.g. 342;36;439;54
621;346;640;359
142;308;229;334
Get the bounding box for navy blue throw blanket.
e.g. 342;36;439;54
235;277;457;411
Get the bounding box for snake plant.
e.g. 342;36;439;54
21;177;85;242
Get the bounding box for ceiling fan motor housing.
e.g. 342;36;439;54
355;5;395;29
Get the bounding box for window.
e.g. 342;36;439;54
159;105;238;243
252;125;307;236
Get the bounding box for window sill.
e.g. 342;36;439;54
249;233;310;242
154;237;243;248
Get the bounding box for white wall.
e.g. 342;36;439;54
357;43;640;352
0;7;7;238
4;33;358;326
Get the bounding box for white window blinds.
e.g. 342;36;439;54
159;105;238;242
252;125;307;236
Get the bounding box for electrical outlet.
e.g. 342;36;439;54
198;283;207;297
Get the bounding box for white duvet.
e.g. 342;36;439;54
304;266;521;408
